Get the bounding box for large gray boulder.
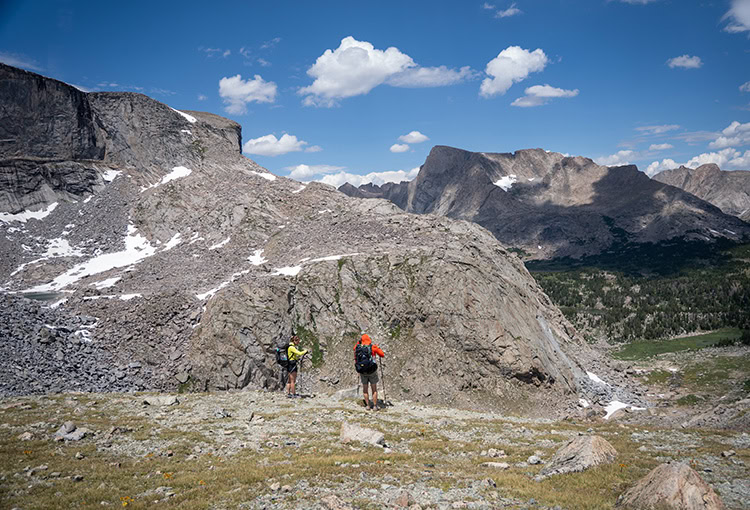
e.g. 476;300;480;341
537;435;617;479
616;462;725;510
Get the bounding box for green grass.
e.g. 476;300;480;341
612;328;743;360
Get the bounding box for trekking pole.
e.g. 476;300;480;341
380;359;387;408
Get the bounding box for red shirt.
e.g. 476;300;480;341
355;335;385;358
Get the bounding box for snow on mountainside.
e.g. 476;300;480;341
0;63;642;418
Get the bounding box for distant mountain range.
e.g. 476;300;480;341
340;146;750;260
652;164;750;223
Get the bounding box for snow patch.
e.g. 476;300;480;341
102;170;122;182
188;233;204;245
195;269;250;300
170;107;196;123
83;196;93;204
180;129;192;135
493;175;518;191
209;237;230;250
604;401;645;420
141;166;192;192
587;371;607;385
248;250;267;266
318;209;333;214
724;229;736;235
272;265;303;277
250;171;276;181
309;253;358;263
578;399;590;408
528;177;536;182
91;277;121;289
0;202;58;223
43;238;84;258
292;185;306;194
163;233;182;251
25;224;157;292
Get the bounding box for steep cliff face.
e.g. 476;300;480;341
652;164;750;222
0;64;636;415
0;63;111;212
341;146;750;259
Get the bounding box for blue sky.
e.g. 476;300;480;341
1;0;749;186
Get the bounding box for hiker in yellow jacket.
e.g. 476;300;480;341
286;335;308;398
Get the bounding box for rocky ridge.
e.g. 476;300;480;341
652;164;750;223
339;146;750;260
0;63;639;417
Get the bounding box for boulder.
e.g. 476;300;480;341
143;396;179;406
54;422;90;441
481;462;510;470
616;462;725;510
321;494;353;510
339;422;385;446
537;435;616;479
331;387;359;400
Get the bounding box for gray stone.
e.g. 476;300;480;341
616;462;725;510
340;422;385;446
143;396;178;406
481;462;510;470
175;372;190;384
538;436;617;479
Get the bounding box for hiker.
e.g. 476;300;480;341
354;333;385;410
285;335;308;398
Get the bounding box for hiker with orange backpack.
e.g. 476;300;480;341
354;334;385;411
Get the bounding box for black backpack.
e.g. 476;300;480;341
355;343;377;374
275;343;290;369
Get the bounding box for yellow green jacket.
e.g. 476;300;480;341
287;345;308;361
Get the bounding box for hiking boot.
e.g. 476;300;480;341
286;394;293;398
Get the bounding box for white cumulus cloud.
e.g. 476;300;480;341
739;81;750;93
723;0;750;33
649;143;674;151
219;74;277;115
595;150;635;166
318;167;421;188
646;159;679;177
698;149;750;169
390;144;410;153
285;164;345;180
511;84;579;107
398;131;429;144
708;121;750;149
480;46;548;98
298;37;474;106
242;134;311;156
666;55;703;69
387;66;477;87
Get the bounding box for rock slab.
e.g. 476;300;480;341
616;462;725;510
537;435;616;479
339;422;385;446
